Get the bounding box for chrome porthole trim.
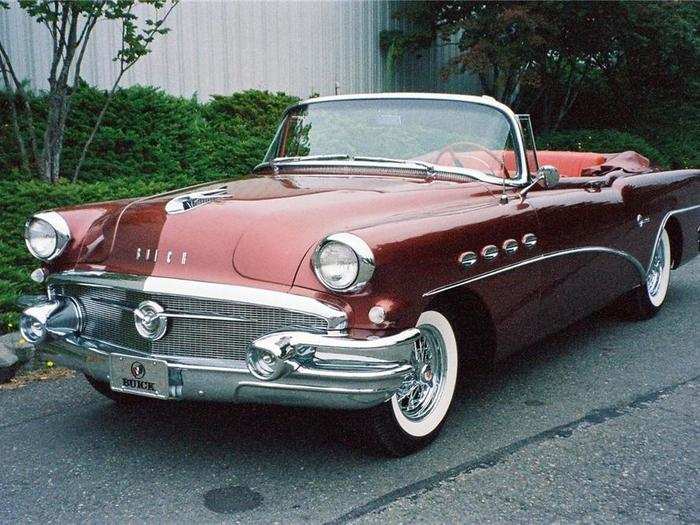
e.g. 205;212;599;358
481;245;499;261
459;251;477;269
522;233;538;249
502;239;519;255
24;211;71;261
313;233;375;293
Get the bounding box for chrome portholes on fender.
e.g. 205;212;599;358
502;239;519;255
481;245;499;261
459;251;477;269
646;230;671;307
522;233;538;249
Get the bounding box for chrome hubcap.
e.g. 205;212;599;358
395;326;446;421
646;236;666;297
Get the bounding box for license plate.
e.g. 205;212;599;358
109;354;169;399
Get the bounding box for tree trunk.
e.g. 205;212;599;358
41;90;69;182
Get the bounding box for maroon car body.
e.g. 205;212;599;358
20;94;699;454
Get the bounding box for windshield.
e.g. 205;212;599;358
264;98;521;179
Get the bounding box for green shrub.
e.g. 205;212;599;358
0;86;298;332
638;102;700;170
0;85;298;183
537;129;671;168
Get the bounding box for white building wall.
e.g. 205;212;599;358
0;0;479;100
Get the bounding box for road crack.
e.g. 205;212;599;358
326;375;699;525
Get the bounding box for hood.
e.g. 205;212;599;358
77;173;499;287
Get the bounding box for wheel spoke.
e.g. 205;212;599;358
394;326;447;422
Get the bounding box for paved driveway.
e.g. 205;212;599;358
1;260;698;524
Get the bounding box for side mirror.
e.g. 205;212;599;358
519;165;560;202
537;165;560;189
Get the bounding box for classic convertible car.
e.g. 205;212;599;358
20;94;699;456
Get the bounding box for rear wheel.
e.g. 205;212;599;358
626;229;672;319
357;310;459;456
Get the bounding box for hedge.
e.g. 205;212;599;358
0;86;298;332
0;84;298;183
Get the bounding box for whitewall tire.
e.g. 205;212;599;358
627;229;672;319
357;309;459;456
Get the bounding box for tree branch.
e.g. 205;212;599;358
0;51;30;176
72;0;179;182
0;38;41;173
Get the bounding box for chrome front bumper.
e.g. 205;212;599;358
22;296;418;409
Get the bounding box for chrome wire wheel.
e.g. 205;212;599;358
646;230;671;307
395;326;447;421
390;310;459;438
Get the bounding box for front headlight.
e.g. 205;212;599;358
24;212;71;261
313;233;375;292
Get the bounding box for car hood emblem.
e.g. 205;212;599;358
165;187;228;214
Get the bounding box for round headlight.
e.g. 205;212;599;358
24;212;70;261
316;242;359;290
313;233;375;292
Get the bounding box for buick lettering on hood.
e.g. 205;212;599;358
20;94;699;456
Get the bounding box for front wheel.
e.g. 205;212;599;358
357;310;459;456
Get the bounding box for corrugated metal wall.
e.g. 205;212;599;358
0;0;479;99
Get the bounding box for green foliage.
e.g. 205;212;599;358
0;86;297;333
0;84;298;182
383;1;699;136
537;129;670;167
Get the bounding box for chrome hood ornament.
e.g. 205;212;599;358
165;187;228;214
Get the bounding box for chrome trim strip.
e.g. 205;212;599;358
274;93;529;187
48;271;348;330
647;204;700;273
87;296;256;324
424;246;646;297
236;382;378;395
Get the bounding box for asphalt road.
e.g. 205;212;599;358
1;260;698;524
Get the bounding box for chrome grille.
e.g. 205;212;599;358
50;283;329;361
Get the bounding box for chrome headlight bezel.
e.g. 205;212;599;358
313;233;375;293
24;211;71;261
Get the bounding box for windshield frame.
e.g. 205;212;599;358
259;93;530;187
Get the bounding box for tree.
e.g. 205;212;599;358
0;0;178;183
381;1;698;133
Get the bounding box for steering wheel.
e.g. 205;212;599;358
434;141;510;179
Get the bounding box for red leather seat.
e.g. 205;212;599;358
536;151;607;177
